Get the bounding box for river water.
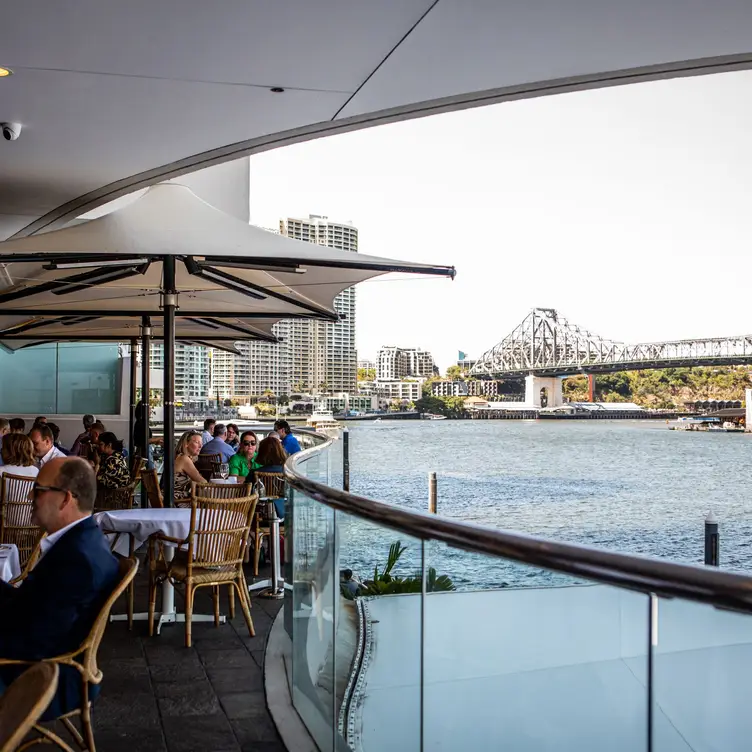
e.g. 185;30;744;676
337;419;752;589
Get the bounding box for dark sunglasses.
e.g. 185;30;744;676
242;440;257;447
31;484;76;500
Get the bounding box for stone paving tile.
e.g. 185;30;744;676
92;562;284;751
208;666;264;695
162;714;240;752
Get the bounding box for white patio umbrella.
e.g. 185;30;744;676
0;183;455;504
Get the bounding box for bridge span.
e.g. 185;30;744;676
471;308;752;378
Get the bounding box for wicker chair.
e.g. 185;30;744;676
129;456;147;484
0;558;138;752
195;452;222;481
252;472;286;576
140;468;164;508
0;662;59;752
148;491;257;647
0;473;42;570
93;482;136;514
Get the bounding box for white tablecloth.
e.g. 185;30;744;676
0;544;21;582
93;509;191;557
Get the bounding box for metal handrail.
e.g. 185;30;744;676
285;437;752;614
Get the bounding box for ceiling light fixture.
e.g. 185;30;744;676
0;67;12;78
46;257;149;270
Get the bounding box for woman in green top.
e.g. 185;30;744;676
228;430;261;479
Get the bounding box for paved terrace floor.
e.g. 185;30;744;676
44;558;286;752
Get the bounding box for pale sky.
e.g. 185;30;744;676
248;70;752;371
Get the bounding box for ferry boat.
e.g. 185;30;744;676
306;408;342;437
669;417;743;433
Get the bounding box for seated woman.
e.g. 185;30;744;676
0;434;39;480
225;423;240;450
173;430;205;504
228;430;261;480
245;436;288;517
95;432;130;489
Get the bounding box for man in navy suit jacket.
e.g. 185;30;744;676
0;457;119;718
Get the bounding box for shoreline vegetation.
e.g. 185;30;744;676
414;366;752;417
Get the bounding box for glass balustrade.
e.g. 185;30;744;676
286;436;752;752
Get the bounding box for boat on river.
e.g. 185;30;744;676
306;408;342;437
669;417;744;432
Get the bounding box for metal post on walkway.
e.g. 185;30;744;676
162;257;177;508
429;471;437;514
343;428;350;491
140;317;151;508
129;337;137;460
705;512;719;566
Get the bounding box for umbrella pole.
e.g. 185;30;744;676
162;257;177;508
129;337;137;460
140;317;151;507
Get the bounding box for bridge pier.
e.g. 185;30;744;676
525;375;564;408
588;374;596;402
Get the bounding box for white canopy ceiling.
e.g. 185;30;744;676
0;183;454;319
3;1;752;239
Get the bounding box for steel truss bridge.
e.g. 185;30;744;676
470;308;752;378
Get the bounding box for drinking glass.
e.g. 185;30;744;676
219;463;229;480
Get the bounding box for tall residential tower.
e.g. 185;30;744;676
278;215;358;394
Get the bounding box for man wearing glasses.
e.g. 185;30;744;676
0;457;119;716
228;430;262;480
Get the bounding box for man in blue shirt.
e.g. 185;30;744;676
200;423;235;462
274;420;301;455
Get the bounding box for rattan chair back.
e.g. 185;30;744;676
78;557;138;682
254;471;286;498
141;468;164;508
191;481;252;500
0;662;59;752
195;452;222;480
187;493;257;571
130;456;147;483
94;481;136;513
0;473;42;569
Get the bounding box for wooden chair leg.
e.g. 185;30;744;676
212;586;220;627
128;536;135;631
185;581;194;648
148;576;158;637
81;694;96;752
235;580;255;638
253;532;262;576
228;583;235;619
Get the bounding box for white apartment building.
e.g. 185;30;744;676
208;216;358;400
358;359;376;372
372;379;423;402
377;346;436;381
210;336;291;401
149;343;211;404
432;380;470;398
279;215;358;394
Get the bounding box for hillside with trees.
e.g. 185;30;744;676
562;367;752;409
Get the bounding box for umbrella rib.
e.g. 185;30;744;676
187;261;338;321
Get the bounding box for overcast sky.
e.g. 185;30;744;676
248;70;752;371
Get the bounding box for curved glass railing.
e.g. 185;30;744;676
283;434;752;752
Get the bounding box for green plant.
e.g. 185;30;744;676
342;541;455;599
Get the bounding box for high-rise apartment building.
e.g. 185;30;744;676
210;336;291;400
278;215;358;394
150;343;211;404
208;215;358;400
377;346;436;381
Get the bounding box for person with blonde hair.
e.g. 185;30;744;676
173;430;205;502
0;434;39;479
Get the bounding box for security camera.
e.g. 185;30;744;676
1;123;22;141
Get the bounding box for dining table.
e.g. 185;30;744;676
0;543;21;583
93;508;226;633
